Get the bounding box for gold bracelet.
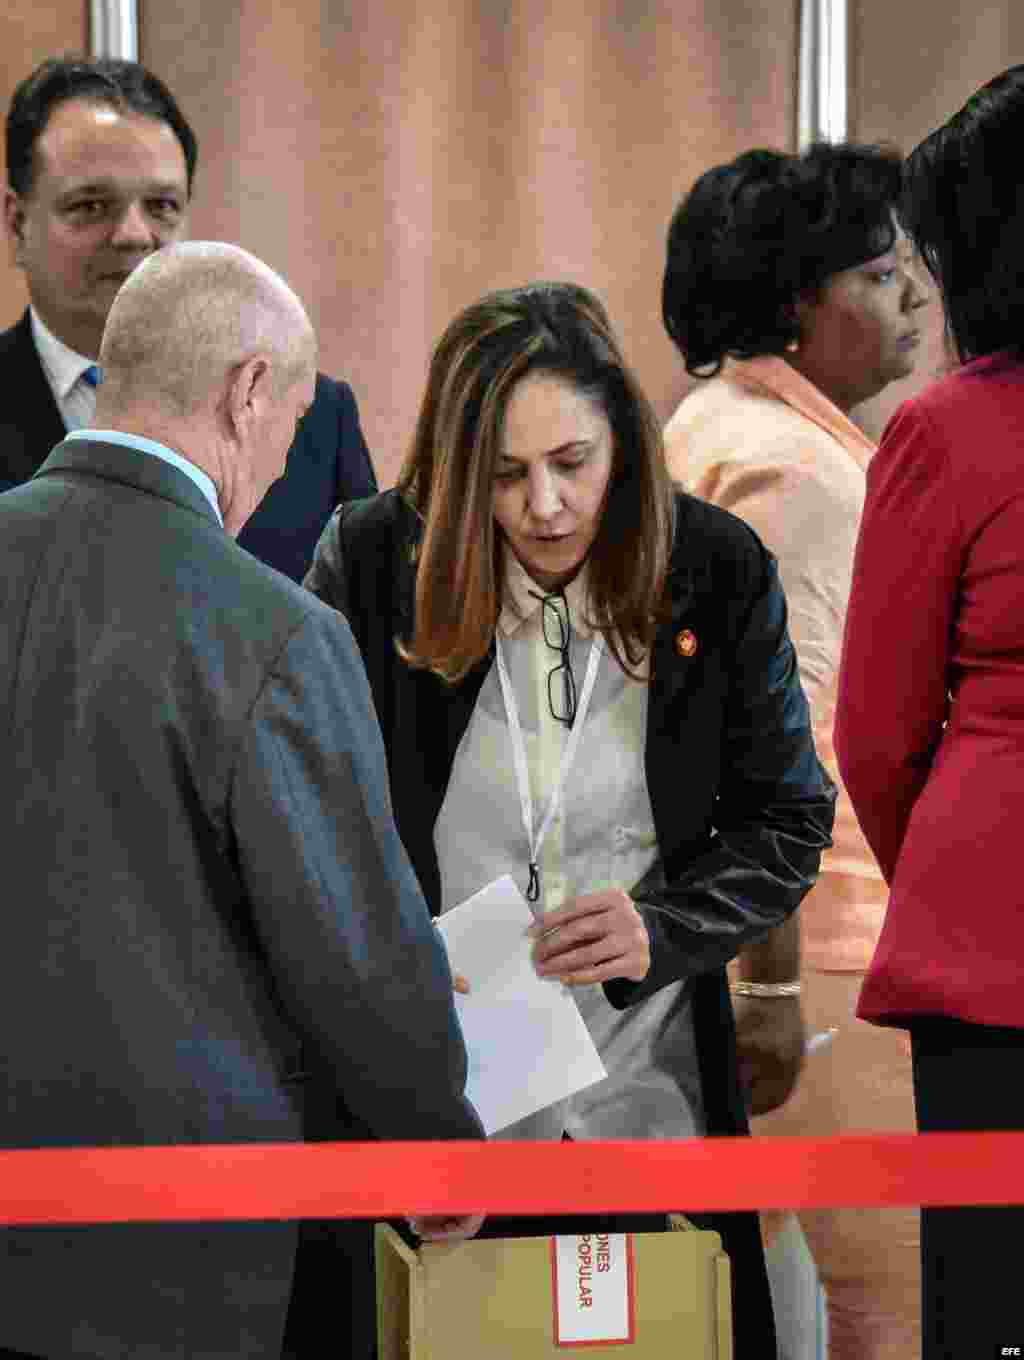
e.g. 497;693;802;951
730;980;802;999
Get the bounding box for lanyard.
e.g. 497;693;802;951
494;626;604;909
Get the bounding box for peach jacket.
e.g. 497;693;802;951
665;355;885;972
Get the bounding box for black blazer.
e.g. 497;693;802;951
306;487;836;1352
0;443;480;1357
0;310;377;580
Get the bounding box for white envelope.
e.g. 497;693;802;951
436;874;607;1135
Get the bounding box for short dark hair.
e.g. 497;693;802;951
902;65;1024;363
662;142;901;377
6;55;198;198
398;281;676;684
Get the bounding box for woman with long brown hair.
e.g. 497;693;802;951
306;280;834;1352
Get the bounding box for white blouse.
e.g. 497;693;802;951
434;551;705;1142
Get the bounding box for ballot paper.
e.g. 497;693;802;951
436;874;607;1135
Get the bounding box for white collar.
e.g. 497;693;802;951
498;547;594;637
30;306;98;401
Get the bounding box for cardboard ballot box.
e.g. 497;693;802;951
375;1216;732;1358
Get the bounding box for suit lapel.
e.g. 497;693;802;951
0;311;68;487
649;552;700;720
389;506;491;784
383;515;492;912
389;651;492;911
644;507;711;851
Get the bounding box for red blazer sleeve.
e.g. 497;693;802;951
834;399;963;882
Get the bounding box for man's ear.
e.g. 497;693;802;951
225;355;271;442
4;190;27;265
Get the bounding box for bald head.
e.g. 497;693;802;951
93;241;317;537
97;241;315;419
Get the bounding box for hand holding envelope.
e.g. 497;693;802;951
529;888;651;985
456;888;650;994
435;875;608;1135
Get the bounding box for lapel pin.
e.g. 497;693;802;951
675;628;698;658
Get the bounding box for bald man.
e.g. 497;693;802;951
0;242;482;1360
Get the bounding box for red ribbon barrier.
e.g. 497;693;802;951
0;1132;1021;1226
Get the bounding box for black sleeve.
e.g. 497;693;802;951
304;503;352;618
607;544;835;1008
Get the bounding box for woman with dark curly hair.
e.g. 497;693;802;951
662;143;929;1360
307;280;835;1355
836;68;1024;1359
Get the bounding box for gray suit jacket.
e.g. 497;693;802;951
0;439;481;1358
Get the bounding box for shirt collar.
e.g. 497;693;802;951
64;428;224;526
30;306;98;401
722;354;877;469
498;547;593;637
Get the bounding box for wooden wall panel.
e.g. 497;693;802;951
138;3;245;241
144;0;799;485
24;6;1017;476
0;0;87;324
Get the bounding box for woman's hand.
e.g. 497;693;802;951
530;890;650;984
407;1212;486;1242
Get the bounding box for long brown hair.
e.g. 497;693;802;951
398;281;676;684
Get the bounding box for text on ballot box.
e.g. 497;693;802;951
375;1217;733;1359
551;1233;635;1346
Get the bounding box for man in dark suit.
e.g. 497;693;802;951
1;55;375;580
0;241;482;1359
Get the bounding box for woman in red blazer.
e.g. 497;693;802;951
834;65;1024;1360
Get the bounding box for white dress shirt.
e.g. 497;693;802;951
30;307;101;432
434;550;705;1142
